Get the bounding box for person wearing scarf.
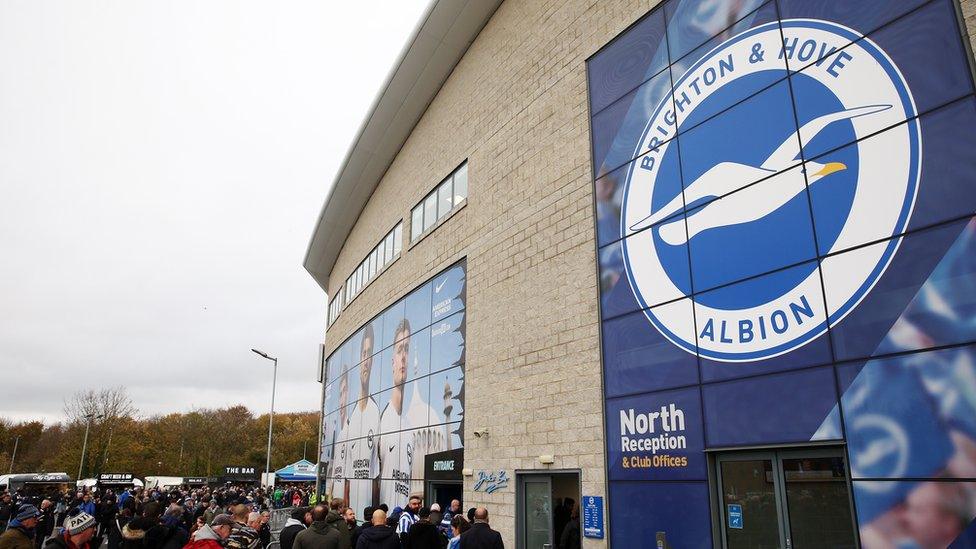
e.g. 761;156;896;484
0;505;41;549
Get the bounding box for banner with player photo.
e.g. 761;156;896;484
319;259;466;514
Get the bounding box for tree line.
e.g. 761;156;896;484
0;387;319;479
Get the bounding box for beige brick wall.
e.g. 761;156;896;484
321;1;976;547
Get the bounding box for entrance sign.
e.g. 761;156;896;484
582;496;605;539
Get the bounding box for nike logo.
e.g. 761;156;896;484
389;445;396;453
435;278;447;293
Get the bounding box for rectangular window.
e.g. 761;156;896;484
410;161;468;243
453;162;467;203
411;206;423;242
384;232;395;263
437;177;453;220
423;193;438;232
339;221;404;308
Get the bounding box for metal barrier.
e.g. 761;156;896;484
268;507;297;542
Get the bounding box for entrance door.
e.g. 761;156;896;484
516;472;581;549
715;448;857;549
521;476;553;549
427;481;463;511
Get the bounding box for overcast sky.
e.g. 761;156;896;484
0;1;429;424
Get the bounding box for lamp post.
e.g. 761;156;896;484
8;436;20;474
78;413;103;480
252;348;278;487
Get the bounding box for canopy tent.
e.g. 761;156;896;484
274;459;317;482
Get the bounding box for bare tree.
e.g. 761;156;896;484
63;387;136;477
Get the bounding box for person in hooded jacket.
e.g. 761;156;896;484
181;515;233;549
400;508;444;549
0;505;41;549
324;502;350;549
118;517;156;549
354;510;399;549
292;506;340;549
279;508;310;549
143;503;188;549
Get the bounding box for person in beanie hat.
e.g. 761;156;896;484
44;512;99;549
0;504;41;549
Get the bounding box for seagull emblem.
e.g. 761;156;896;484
630;104;892;245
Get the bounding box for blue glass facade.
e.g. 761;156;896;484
588;0;976;546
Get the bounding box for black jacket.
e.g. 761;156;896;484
457;523;503;549
558;520;580;549
144;524;187;549
354;526;400;549
402;522;444;549
279;524;306;549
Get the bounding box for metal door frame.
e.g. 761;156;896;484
515;469;581;549
713;446;856;549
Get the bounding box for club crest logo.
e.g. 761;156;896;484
622;20;920;362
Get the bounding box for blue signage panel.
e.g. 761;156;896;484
582;496;605;539
589;0;976;547
727;504;743;530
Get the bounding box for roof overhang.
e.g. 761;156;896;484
303;0;503;292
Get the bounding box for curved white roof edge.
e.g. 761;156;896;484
303;0;504;293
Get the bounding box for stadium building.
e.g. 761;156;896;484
304;0;976;547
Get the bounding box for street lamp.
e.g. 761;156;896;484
78;413;103;480
8;436;20;474
252;348;278;487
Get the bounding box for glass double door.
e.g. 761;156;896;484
716;448;857;549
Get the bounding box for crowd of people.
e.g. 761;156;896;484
280;495;505;549
0;485;509;549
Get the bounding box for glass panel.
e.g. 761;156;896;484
783;456;856;549
587;7;667;114
423;193;438;232
384;232;394;263
393;223;403;254
524;480;552;549
721;459;780;549
437;178;453;220
453;163;467;203
601;303;699;397
608;481;713;548
411;206;423;241
703;367;837;446
852;480;976;547
376;241;386;270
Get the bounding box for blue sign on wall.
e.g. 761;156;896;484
727;504;743;530
588;0;976;547
582;496;605;539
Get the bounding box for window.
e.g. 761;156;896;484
453;162;467;203
411;207;423;241
340;221;404;308
384;232;394;263
437;178;453;220
410;161;468;242
327;289;344;327
423;194;437;232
